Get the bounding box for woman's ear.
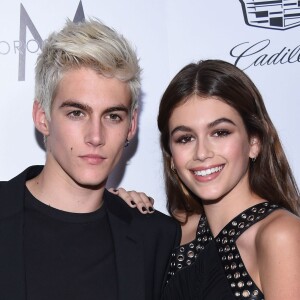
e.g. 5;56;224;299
32;100;50;136
249;136;261;160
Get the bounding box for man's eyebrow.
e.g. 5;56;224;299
59;101;129;115
170;118;236;136
59;100;92;114
103;105;129;114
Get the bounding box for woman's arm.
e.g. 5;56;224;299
109;187;155;214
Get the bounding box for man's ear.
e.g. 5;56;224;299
249;136;261;160
32;100;50;136
127;109;138;140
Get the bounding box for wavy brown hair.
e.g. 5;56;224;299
157;60;299;222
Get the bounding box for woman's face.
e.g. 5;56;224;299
168;96;259;202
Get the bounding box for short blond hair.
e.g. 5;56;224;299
35;18;141;119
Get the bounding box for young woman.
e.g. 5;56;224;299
111;59;300;300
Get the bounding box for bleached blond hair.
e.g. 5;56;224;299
35;18;141;119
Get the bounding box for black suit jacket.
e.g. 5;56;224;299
0;166;180;300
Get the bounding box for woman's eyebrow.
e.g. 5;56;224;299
170;118;237;136
207;117;236;128
170;125;192;136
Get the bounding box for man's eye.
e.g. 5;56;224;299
107;114;122;121
68;110;85;118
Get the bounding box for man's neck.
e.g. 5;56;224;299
26;166;105;213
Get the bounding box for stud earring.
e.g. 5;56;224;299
124;139;130;147
170;160;177;174
251;157;256;163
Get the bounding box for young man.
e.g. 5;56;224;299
0;19;180;300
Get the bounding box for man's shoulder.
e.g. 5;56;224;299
104;189;179;229
0;165;43;217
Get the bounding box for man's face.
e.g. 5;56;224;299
34;67;136;189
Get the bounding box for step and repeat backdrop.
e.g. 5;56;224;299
1;1;299;213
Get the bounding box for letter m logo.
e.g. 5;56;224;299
18;1;85;81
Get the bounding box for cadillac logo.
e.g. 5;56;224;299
239;0;300;30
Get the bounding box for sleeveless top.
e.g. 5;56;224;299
162;202;280;300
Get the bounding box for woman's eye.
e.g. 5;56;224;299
175;135;194;144
212;129;231;137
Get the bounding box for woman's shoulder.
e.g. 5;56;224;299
255;208;300;254
254;209;300;299
173;210;202;245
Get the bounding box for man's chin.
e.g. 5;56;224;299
75;178;107;190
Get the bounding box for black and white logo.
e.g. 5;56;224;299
239;0;300;30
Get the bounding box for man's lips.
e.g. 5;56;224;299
79;154;106;164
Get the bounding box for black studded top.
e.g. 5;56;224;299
163;202;280;300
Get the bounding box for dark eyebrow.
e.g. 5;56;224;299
170;118;236;136
59;101;129;115
207;118;236;128
103;105;129;115
170;125;192;136
60;100;93;114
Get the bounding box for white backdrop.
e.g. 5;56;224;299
1;1;299;214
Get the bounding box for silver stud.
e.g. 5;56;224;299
177;254;184;261
229;229;236;236
231;262;237;269
238;222;245;228
247;215;254;221
224;245;230;252
187;250;194;258
242;290;250;297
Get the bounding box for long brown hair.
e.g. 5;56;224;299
157;60;299;221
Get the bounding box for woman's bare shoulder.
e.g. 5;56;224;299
255;209;300;299
256;209;300;246
173;210;202;245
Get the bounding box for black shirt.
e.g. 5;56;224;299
24;187;118;300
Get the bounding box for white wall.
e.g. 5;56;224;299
1;1;299;213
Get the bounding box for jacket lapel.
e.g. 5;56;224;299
0;168;146;300
105;190;146;300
